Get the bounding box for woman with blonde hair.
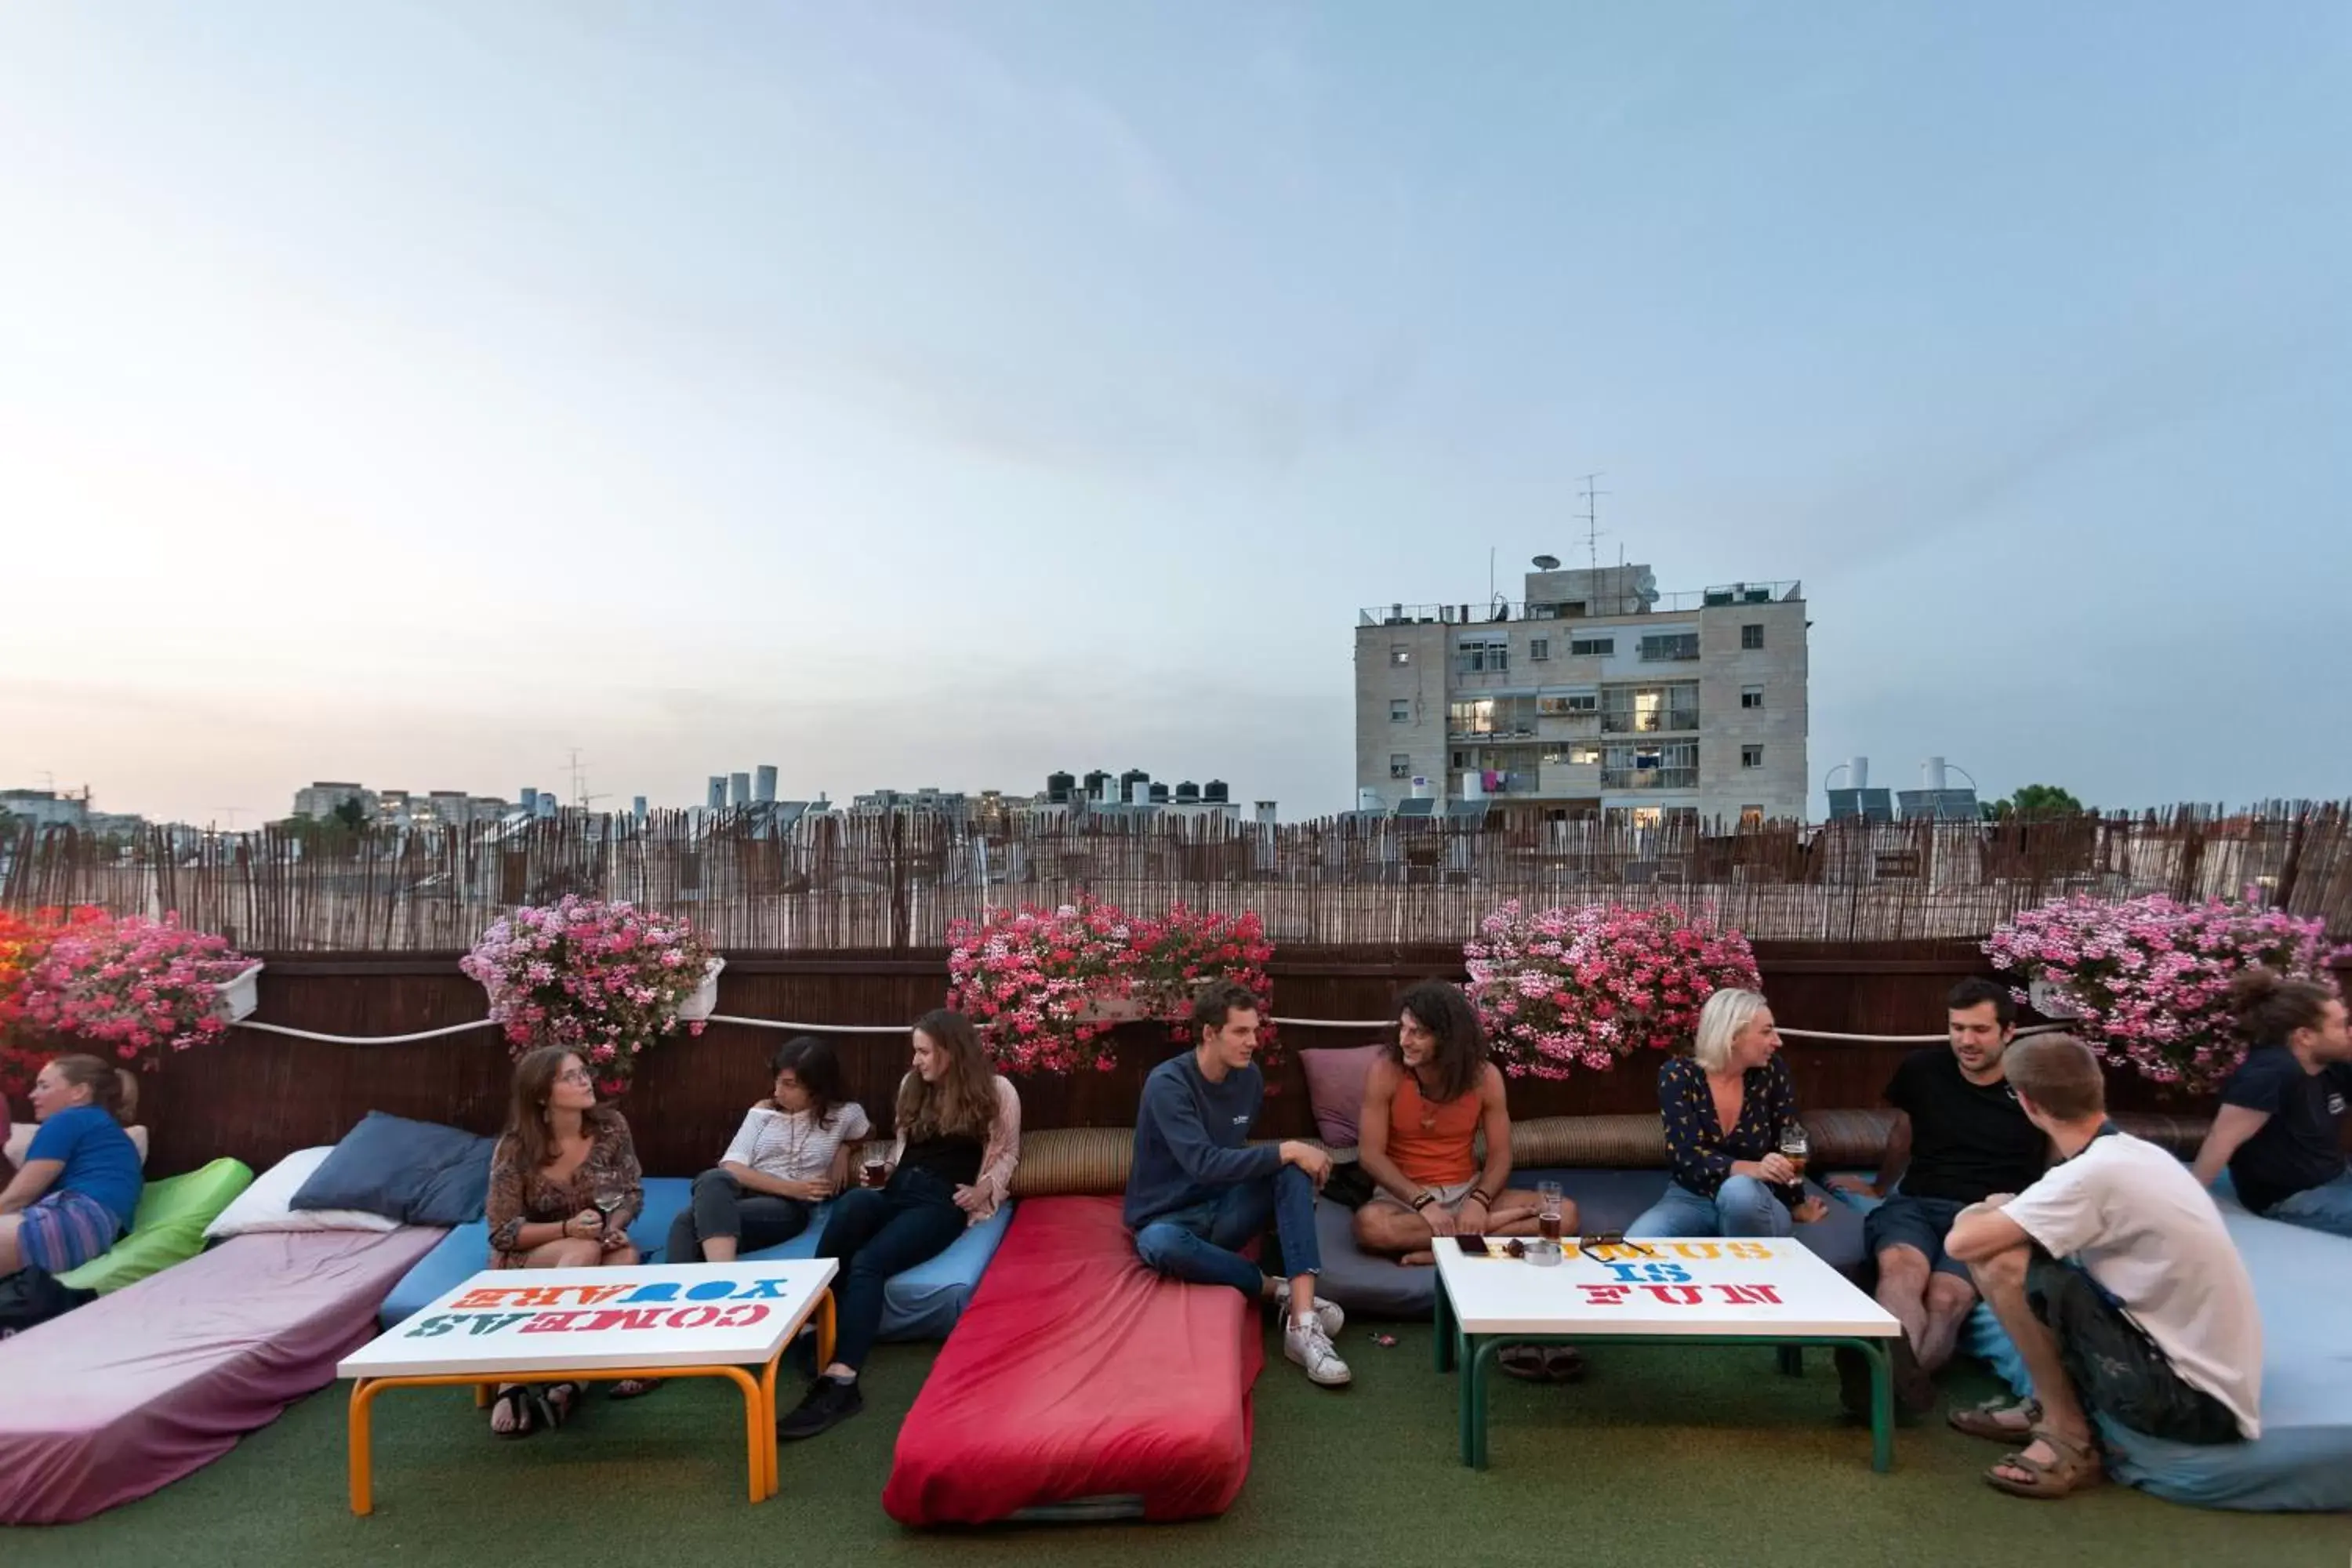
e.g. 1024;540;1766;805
1628;988;1828;1238
777;1008;1020;1441
0;1054;143;1278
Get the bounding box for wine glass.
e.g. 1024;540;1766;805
1777;1123;1810;1184
592;1189;626;1236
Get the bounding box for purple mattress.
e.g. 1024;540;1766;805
0;1225;445;1525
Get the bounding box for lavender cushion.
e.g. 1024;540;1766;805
1298;1044;1386;1148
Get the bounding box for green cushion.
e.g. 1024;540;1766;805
57;1157;255;1294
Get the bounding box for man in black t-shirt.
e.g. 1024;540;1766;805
2192;975;2352;1237
1830;978;2047;1413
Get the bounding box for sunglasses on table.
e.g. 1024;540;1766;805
1574;1230;1657;1258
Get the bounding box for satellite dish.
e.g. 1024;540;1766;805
1531;554;1560;570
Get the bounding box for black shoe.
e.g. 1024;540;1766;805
1890;1337;1938;1414
1835;1345;1931;1424
1834;1345;1872;1418
777;1376;862;1441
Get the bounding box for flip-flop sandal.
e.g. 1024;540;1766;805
490;1385;540;1439
1949;1396;2042;1443
1499;1345;1587;1383
608;1378;662;1399
1984;1426;2103;1500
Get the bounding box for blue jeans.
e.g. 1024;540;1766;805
813;1171;967;1370
1132;1166;1322;1297
1628;1176;1794;1240
2267;1167;2352;1240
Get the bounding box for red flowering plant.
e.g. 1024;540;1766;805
461;896;718;1094
1464;899;1763;1080
19;909;252;1076
1986;894;2347;1093
946;897;1279;1073
0;907;79;1100
1128;903;1278;1057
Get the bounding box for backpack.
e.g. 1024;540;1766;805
0;1265;94;1339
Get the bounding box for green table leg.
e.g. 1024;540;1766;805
1860;1339;1893;1474
1465;1338;1504;1469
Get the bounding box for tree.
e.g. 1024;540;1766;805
1984;783;2086;822
331;797;369;832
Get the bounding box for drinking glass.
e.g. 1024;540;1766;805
1537;1180;1564;1243
592;1189;626;1236
1777;1123;1810;1181
863;1149;889;1189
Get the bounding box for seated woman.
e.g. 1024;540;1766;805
0;1054;143;1279
1628;988;1828;1239
1354;980;1557;1266
482;1046;648;1436
666;1035;870;1265
778;1008;1019;1441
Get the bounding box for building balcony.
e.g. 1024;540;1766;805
1600;710;1701;735
1601;768;1700;790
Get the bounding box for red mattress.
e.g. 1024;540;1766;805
882;1196;1263;1526
0;1226;445;1524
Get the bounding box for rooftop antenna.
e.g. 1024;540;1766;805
211;806;252;831
1577;473;1610;574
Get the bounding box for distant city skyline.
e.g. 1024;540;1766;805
3;5;2347;828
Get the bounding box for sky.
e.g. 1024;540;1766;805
2;3;2346;826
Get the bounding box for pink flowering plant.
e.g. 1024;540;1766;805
20;910;252;1073
946;897;1279;1073
1985;894;2347;1092
461;896;717;1094
1464;899;1763;1080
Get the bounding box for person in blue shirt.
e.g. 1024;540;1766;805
1127;982;1348;1387
2193;969;2352;1236
0;1054;144;1277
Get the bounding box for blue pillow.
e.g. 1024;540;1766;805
290;1112;495;1226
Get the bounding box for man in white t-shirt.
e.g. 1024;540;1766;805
1944;1034;2260;1501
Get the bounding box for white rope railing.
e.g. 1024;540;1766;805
226;1015;2076;1046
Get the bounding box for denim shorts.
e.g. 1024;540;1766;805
1863;1193;1971;1279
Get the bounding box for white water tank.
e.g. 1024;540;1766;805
1461;771;1486;800
755;765;778;803
1847;755;1871;789
1410;775;1432;800
1356;787;1384;811
1922;756;1948;790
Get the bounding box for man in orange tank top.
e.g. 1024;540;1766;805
1354;982;1563;1266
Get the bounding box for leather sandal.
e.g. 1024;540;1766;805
1949;1395;2042;1442
1984;1426;2103;1500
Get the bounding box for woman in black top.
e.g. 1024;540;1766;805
777;1008;1021;1440
1629;988;1828;1237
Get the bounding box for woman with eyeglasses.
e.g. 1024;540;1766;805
666;1035;869;1265
481;1046;648;1436
1628;987;1828;1240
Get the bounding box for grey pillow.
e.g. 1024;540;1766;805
289;1112;495;1226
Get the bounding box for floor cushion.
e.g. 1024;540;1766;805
883;1196;1261;1526
58;1158;256;1295
1966;1201;2352;1511
0;1226;444;1524
1298;1044;1385;1147
378;1176;694;1328
1317;1167;1867;1319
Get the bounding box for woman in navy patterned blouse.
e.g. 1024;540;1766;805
1628;988;1828;1238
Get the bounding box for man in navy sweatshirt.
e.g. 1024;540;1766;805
1127;981;1350;1386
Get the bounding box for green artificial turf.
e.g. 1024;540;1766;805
12;1326;2343;1568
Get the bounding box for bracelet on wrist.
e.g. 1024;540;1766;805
1410;1192;1436;1210
1467;1189;1494;1207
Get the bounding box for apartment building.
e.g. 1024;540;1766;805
1354;562;1809;827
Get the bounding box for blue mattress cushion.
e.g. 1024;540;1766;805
1965;1198;2352;1512
377;1176;1012;1343
1316;1167;1867;1319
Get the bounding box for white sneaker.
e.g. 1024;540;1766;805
1283;1318;1352;1387
1274;1283;1345;1338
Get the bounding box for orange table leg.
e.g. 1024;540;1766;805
760;1352;781;1498
815;1290;837;1370
347;1379;380;1517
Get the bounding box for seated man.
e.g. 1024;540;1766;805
1945;1035;2261;1501
2191;969;2352;1236
1830;978;2048;1413
1127;982;1349;1387
1353;980;1557;1266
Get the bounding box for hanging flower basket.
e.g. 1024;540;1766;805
461;897;719;1094
19;911;253;1075
1465;899;1763;1080
1987;894;2348;1092
213;961;265;1024
676;956;727;1022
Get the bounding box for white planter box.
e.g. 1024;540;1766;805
2028;978;2084;1020
213;962;265;1024
676;957;726;1022
1072;993;1149;1025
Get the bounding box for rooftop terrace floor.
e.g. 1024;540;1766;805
16;1326;2340;1566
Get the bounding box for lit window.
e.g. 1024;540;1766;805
1740;624;1764;650
1742;745;1764;768
1740;805;1764;828
1390;645;1411;666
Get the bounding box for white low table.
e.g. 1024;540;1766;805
1432;1236;1901;1471
338;1261;837;1515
